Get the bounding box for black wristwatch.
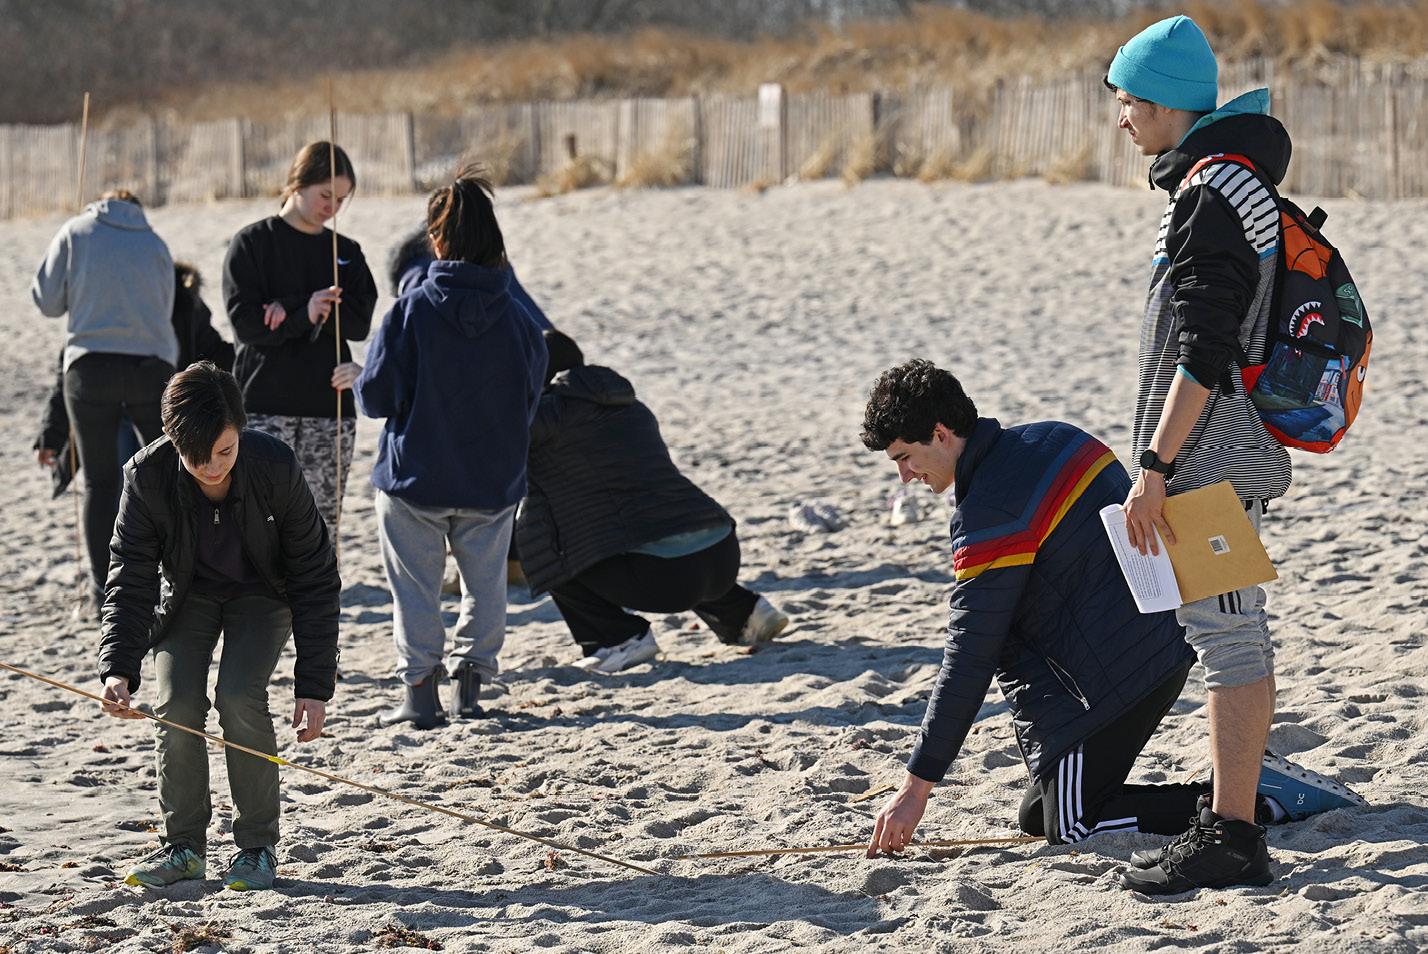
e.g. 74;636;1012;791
1139;449;1177;480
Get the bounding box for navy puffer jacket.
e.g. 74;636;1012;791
515;365;732;596
907;418;1192;783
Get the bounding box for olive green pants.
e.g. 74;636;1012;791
151;592;291;853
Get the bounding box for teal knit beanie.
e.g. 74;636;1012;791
1108;15;1218;113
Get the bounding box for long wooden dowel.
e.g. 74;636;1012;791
0;661;659;878
683;835;1042;859
67;92;91;611
328;85;344;565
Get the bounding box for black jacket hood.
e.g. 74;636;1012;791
1150;111;1292;193
545;364;636;408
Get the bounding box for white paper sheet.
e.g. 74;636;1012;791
1099;504;1182;614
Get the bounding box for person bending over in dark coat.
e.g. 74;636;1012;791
515;330;789;674
98;361;339;892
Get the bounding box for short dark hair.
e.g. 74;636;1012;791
542;328;584;387
161;361;247;464
861;359;978;451
427;162;506;269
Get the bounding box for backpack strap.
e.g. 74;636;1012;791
1178;153;1279;395
1182;152;1258;186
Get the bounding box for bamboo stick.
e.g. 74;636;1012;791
0;661;660;878
683;835;1041;860
68;92;90;613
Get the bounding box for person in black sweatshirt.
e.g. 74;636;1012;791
222;142;377;534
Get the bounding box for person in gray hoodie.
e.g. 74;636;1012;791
31;189;177;608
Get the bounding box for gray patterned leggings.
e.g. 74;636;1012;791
247;414;356;535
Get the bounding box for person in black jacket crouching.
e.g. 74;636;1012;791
516;330;789;673
98;361;339;893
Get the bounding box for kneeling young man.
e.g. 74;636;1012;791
861;359;1206;852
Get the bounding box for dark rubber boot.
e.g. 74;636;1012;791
379;669;447;730
448;663;484;719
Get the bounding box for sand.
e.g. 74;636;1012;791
0;176;1425;953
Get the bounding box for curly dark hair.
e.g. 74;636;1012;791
861;359;978;451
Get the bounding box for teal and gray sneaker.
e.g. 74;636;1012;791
223;846;277;891
124;844;205;887
1259;751;1367;821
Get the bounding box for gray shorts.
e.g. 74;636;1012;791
1176;500;1275;689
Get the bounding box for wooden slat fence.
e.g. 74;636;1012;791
615;97;699;185
701;95;770;188
3;62;1426;218
533;100;621;180
158;119;243;205
412;103;540;188
786;92;875;181
2;124;78;217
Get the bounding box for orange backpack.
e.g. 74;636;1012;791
1188;153;1373;453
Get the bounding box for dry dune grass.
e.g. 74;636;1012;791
1043;144;1096;186
841;130;884;186
533;154;614;198
96;0;1428;128
916;147;998;184
442;128;528;190
615;128;695;188
797;137;842;182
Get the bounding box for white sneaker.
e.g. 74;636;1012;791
788;500;844;532
739;596;789;645
788;502;826;533
574;630;661;673
811;502;845;531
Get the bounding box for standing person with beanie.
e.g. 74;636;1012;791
223;142;377;534
515;330;789;673
98;362;339;892
1106;15;1363;894
31;188;177;614
338;165;547;730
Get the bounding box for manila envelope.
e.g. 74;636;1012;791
1162;480;1278;604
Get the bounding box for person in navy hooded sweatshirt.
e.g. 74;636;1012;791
335;164;547;729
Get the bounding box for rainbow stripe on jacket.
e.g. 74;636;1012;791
951;434;1117;581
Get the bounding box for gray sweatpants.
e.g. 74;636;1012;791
375;491;514;685
1176;501;1276;689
